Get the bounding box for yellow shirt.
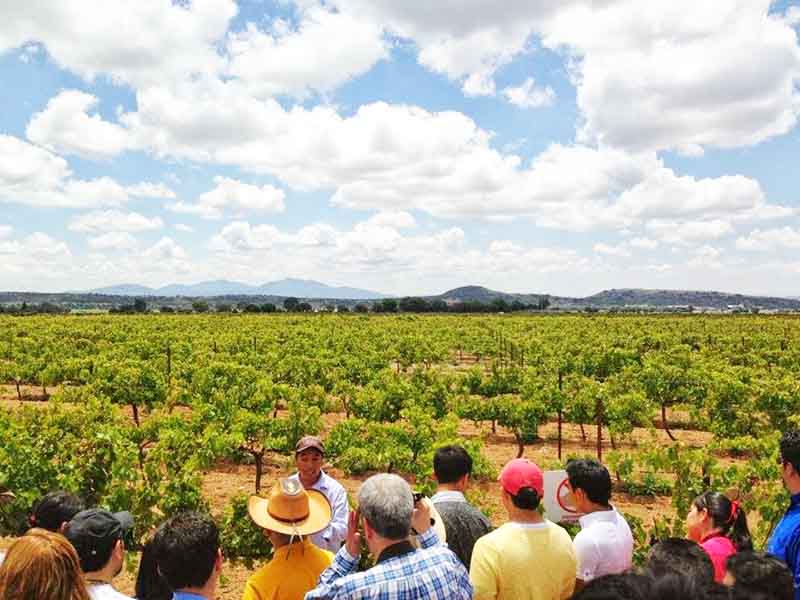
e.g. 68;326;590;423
242;538;333;600
469;521;577;600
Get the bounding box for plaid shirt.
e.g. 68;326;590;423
304;529;473;600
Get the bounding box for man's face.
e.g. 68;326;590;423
296;449;323;481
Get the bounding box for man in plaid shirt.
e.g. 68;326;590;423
305;473;472;600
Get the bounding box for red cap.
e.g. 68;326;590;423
499;458;544;496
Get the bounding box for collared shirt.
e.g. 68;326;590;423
573;508;633;582
304;528;473;600
243;537;333;600
292;470;349;553
768;492;800;600
470;520;576;600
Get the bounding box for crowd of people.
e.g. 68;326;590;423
0;429;798;600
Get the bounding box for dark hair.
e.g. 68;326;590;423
154;512;219;591
571;573;651;600
647;538;714;587
692;492;752;552
726;552;794;600
76;537;119;574
509;488;540;510
566;459;612;506
29;492;84;532
779;429;800;473
135;537;172;600
648;572;723;600
433;445;473;484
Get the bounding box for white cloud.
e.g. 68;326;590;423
0;135;164;208
646;219;734;245
119;79;792;232
362;211;416;229
226;4;387;98
68;210;164;233
542;1;800;152
687;245;722;269
87;231;138;251
209;221;285;252
502;77;556;108
126;182;176;199
142;237;188;262
25;90;130;159
168;176;285;219
0;0;236;88
0;225;12;239
629;237;659;249
329;0;568;96
593;242;631;257
736;227;800;251
175;224;195;233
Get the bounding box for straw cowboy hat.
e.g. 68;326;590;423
248;478;332;536
0;490;14;505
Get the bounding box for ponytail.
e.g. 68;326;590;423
726;501;753;552
692;491;753;552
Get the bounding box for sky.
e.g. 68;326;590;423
1;0;800;297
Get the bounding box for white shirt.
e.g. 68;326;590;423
573;508;633;582
431;490;467;504
292;470;349;553
88;583;132;600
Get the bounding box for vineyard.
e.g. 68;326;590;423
1;312;799;597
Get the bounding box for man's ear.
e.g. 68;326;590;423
215;547;223;572
459;474;470;489
362;517;375;541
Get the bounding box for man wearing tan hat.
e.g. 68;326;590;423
292;435;349;553
244;478;334;600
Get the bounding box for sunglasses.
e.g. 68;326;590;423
777;456;788;466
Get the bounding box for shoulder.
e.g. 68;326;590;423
246;559;277;586
475;523;512;549
321;471;347;493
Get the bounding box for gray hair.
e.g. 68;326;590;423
357;473;413;540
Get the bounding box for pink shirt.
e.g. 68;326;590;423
700;534;736;582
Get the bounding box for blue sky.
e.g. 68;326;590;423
1;0;800;297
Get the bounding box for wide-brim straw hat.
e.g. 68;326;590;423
248;478;332;536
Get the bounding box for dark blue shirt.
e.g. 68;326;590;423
768;492;800;600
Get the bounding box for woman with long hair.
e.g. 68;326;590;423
686;491;753;582
135;535;172;600
0;528;90;600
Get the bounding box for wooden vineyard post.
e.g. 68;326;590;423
596;395;603;462
557;370;564;461
166;345;172;390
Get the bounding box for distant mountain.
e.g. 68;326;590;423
431;286;800;311
88;279;386;300
433;286;544;305
257;278;386;300
90;284;159;296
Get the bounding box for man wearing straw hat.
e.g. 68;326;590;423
244;477;334;600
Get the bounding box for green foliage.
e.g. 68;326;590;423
219;494;273;568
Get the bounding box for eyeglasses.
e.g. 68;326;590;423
777;456;787;466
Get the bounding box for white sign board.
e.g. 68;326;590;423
543;470;584;523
